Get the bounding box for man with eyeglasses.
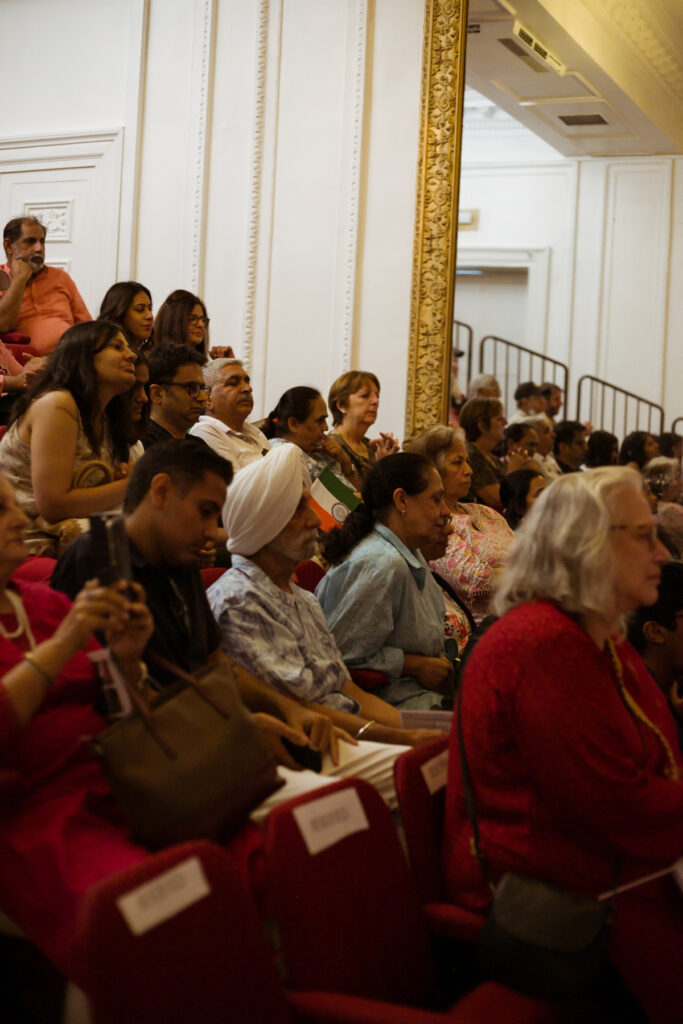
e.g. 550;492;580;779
142;344;209;449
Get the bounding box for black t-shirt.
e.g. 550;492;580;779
51;533;222;688
141;419;174;450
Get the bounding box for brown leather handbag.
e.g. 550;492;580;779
92;656;284;849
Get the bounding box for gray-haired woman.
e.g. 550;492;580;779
444;466;683;1022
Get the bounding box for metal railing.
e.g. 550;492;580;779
452;321;473;396
478;335;568;422
671;417;683;435
575;376;664;437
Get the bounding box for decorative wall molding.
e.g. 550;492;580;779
23;200;73;241
405;0;468;438
0;128;124;314
186;0;217;293
330;0;368;377
597;1;683;98
242;0;273;374
598;158;671;401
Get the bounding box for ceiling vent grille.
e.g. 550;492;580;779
559;113;608;126
510;20;566;75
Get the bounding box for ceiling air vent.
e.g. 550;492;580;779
559;113;608;126
510;20;566;75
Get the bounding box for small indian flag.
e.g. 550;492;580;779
310;466;360;531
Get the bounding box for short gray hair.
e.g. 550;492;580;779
203;357;244;389
404;425;465;472
467;372;500;398
494;466;643;621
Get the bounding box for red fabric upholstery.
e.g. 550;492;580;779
12;556;57;584
293;559;326;592
349;667;387;691
0;425;6;441
1;333;32;346
80;840;293;1024
394;738;485;942
200;566;226;589
3;341;40;363
265;778;438;1007
264;779;567;1022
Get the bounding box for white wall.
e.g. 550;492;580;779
456;154;683;426
3;1;681;435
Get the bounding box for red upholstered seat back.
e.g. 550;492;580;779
80;840;292;1024
264;778;438;1007
393;736;449;903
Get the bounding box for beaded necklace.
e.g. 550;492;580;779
606;636;679;781
0;589;37;650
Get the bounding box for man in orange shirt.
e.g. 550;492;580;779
0;216;90;354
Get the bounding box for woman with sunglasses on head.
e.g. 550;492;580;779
0;321;137;555
444;467;683;1023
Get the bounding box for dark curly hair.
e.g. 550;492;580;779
323;452;434;564
9;320;132;463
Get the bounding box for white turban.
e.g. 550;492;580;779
225;443;311;555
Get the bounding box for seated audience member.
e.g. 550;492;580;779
0;321;135;555
525;414;561;479
499;467;547;530
208;443;440;749
154;289;233;359
327;370;399;483
644;456;683;558
504;421;539;460
553;419;587;473
189;358;269;470
99;281;154;349
419;515;475;659
507;381;545;425
585;429;619;468
628;562;683;751
0;471;343;987
406;426;514;623
0;216;90;353
459;397;527;510
619;430;660;471
644;456;681;507
263;386;359;490
539;381;563;422
51;440;344;757
142;343;208;448
317;453;452;710
122;348;150;461
444;467;683;1024
659;431;682;463
466;372;501;400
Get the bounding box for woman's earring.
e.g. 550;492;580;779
400;507;407;517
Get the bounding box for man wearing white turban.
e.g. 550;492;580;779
208;444;443;806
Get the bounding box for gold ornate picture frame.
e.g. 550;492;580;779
405;0;468;438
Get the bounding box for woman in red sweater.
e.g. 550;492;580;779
444;466;683;1023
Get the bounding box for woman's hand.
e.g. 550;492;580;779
113;462;129;481
369;432;400;460
208;346;235;359
52;580;132;655
405;653;452;690
105;581;154;665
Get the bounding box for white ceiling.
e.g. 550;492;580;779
466;0;683;157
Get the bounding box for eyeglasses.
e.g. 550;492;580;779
159;381;211;399
610;523;659;549
188;314;210;326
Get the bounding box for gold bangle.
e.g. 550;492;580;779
355;719;376;740
23;653;54;689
